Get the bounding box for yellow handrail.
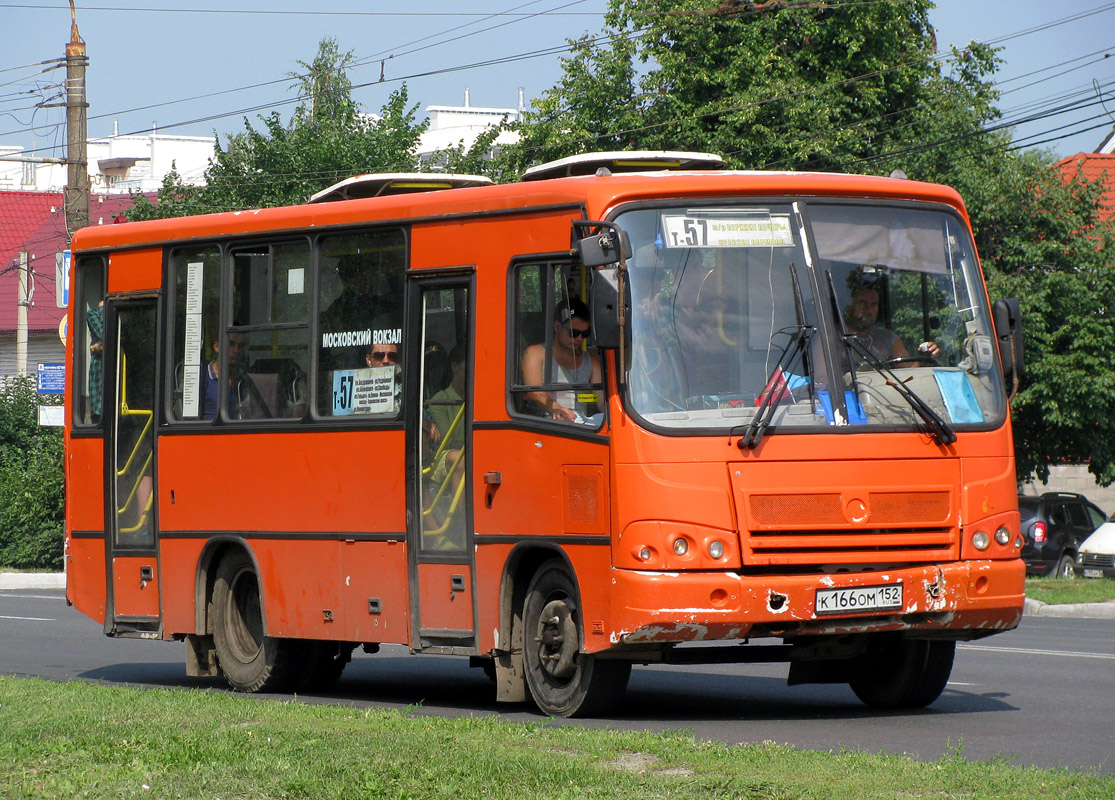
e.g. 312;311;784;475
114;351;154;534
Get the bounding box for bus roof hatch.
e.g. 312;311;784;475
308;173;494;203
521;150;727;181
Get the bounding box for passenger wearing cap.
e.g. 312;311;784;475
521;299;602;422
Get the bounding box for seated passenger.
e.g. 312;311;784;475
204;331;248;419
521;299;601;422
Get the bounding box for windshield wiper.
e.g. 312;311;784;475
741;264;815;450
825;272;955;446
740;323;814;450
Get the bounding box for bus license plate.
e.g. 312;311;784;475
1084;568;1103;578
815;584;903;615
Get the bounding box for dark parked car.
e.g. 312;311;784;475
1018;492;1107;577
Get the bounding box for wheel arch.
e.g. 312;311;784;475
195;537;264;636
498;542;579;652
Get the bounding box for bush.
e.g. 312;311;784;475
0;377;64;570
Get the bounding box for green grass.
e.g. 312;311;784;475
1;677;1112;799
1025;577;1115;605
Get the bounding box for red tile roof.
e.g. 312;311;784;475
0;191;135;331
1053;153;1115;223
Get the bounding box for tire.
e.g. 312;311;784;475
212;551;309;693
1055;554;1078;579
848;635;955;709
522;561;630;717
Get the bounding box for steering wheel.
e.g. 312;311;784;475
882;354;938;367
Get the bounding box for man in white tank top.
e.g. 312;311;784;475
521;299;602;422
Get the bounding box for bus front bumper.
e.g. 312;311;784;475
603;559;1024;648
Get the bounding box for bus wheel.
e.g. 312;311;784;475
522;561;630;717
212;551;307;693
848;635;955;709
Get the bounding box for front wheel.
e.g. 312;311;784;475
1055;554;1078;579
848;636;955;709
522;561;630;717
212;550;309;693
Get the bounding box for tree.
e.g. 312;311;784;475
128;38;428;219
499;0;1115;483
0;378;63;570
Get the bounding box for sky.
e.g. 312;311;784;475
1;1;1113;164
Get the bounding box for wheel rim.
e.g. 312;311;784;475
534;597;579;683
225;567;264;663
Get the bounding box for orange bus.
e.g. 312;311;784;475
64;152;1026;717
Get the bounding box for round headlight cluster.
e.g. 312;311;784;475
972;531;991;550
672;538;689;555
994;527;1011;545
708;540;725;559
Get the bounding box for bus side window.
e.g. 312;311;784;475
168;246;221;421
510;261;603;426
226;241;311;421
315;229;406;419
73;256;106;428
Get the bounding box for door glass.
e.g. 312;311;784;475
113;306;156;548
418;286;469;553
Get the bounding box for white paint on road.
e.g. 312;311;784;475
0;615;54;621
961;643;1115;660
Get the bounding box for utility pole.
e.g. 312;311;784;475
64;1;88;241
16;252;29;377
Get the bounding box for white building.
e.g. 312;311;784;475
418;89;522;162
0;124;216;194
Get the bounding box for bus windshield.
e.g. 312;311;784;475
619;201;1006;434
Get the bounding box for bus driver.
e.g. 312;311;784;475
521;299;602;422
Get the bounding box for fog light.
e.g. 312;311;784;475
995;526;1011;545
672;537;689;556
708;540;725;559
972;531;990;550
639;547;652;561
1014;535;1024;549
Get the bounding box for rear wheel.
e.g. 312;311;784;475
848;635;955;709
1055;554;1078;579
212;551;308;692
523;561;630;717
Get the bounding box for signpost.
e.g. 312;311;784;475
37;363;65;427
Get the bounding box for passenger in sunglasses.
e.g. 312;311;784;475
521;299;602;423
366;341;402;413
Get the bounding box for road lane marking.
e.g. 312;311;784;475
961;644;1115;660
0;615;54;621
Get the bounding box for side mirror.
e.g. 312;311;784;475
992;298;1024;388
572;220;632;267
590;267;631;350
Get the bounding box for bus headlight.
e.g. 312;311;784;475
972;531;990;550
672;537;689;556
994;526;1011;545
708;540;725;559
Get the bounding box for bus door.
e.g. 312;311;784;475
408;276;476;651
104;298;161;634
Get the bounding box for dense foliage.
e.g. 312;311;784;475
0;378;63;570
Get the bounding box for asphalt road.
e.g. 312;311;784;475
2;588;1113;774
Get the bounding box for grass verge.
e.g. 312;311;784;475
1;676;1112;799
1025;577;1115;605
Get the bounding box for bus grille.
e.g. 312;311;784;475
742;490;957;565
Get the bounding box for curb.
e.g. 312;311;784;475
1023;596;1115;619
0;572;67;590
